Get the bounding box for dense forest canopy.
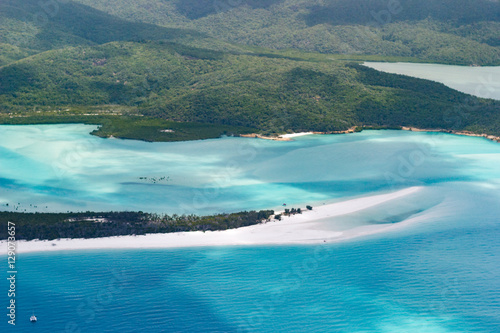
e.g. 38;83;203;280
1;40;499;137
71;0;500;65
0;210;275;240
305;0;500;26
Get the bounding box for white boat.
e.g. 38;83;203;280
30;315;37;323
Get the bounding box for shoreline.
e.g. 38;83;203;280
4;187;423;254
239;127;359;141
400;126;500;142
2;120;498;143
241;126;500;143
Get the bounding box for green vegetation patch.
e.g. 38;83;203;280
0;113;257;142
0;210;275;240
92;116;257;142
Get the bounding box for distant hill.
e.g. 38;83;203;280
0;0;246;65
73;0;500;65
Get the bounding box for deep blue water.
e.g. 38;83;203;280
2;222;499;332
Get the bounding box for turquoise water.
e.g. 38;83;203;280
1;126;500;331
1;125;500;216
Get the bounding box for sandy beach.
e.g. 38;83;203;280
241;127;500;143
5;187;424;254
239;132;314;141
240;129;358;141
279;132;314;139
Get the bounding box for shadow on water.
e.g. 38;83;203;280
5;250;242;332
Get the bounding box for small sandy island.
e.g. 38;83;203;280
5;187;424;253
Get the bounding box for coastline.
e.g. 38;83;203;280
400;126;500;142
239;127;359;141
241;126;500;143
2;119;498;143
5;187;423;254
238;132;314;141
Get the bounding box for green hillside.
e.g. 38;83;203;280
0;43;35;67
0;0;248;66
0;0;499;141
1;40;499;138
73;0;500;65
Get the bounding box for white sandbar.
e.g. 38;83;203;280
5;187;422;253
279;132;314;138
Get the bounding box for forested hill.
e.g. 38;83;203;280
73;0;500;65
1;40;499;137
0;0;499;140
0;0;245;66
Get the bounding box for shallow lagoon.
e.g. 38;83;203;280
1;125;499;217
1;126;500;332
